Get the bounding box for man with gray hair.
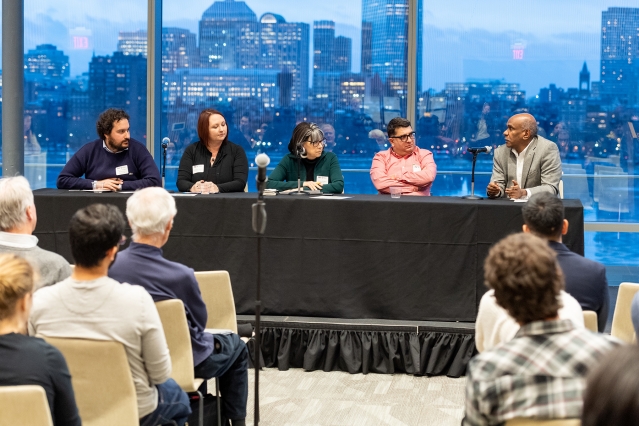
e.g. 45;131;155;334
486;113;562;199
109;187;249;426
0;176;71;289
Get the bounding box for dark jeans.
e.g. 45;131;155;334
140;378;191;426
194;333;248;421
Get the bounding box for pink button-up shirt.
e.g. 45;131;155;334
370;146;437;196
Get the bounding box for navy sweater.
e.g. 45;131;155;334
57;139;161;190
108;242;214;366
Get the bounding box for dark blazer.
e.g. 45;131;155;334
550;241;610;332
177;140;248;193
489;135;562;198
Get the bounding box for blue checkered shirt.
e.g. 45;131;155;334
463;319;620;425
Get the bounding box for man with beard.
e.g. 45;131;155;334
57;108;161;191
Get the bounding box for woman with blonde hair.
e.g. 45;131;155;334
0;254;80;425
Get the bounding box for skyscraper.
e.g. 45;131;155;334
162;27;199;73
361;0;422;92
334;36;352;73
24;44;70;78
600;7;639;105
117;30;148;57
313;20;335;74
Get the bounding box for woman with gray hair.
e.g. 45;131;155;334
266;122;344;193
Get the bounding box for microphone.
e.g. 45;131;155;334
255;153;270;195
161;137;170;149
468;146;492;154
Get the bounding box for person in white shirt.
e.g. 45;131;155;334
29;203;191;426
486;113;561;199
0;176;70;289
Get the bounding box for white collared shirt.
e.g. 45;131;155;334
0;231;39;249
102;140;128;154
511;144;531;199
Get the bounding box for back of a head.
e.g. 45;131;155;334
287;122;324;154
522;192;564;239
0;176;34;232
69;204;125;268
484;233;563;324
582;345;639;426
126;187;177;237
387;117;411;138
0;254;34;321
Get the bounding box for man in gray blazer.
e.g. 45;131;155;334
486;113;562;199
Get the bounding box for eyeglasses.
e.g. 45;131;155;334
390;132;416;142
306;139;326;148
118;235;127;247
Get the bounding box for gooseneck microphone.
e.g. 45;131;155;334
255;153;270;196
161;137;170;148
161;137;170;188
467;146;492;154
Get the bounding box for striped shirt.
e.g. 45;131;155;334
463;319;620;425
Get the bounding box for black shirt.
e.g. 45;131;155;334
0;333;81;426
301;157;319;182
176;140;249;193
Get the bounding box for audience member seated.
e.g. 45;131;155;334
109;187;248;426
0;254;80;426
0;176;71;289
29;203;190;426
266;122;344;194
370;117;436;196
177;109;249;193
523;192;610;331
463;233;620;425
57;108;161;191
582;345;639;426
320;124;337;152
486;113;562;199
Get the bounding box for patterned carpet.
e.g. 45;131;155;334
215;368;467;425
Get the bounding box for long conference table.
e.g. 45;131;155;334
33;189;584;323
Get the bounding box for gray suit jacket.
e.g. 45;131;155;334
488;135;562;198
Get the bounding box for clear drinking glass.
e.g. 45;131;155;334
390;187;402;199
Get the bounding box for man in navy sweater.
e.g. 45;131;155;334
522;192;610;332
108;187;248;426
57;109;161;191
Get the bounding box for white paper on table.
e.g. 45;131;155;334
310;196;352;199
171;193;198;197
204;328;233;335
512;199;528;203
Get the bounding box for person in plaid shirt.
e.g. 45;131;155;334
463;233;621;426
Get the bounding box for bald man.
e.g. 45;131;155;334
486;113;562;199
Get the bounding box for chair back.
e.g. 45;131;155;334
155;299;202;392
506;418;580;426
44;337;138;426
0;385;53;426
195;271;238;333
558;179;564;199
583;310;598;332
611;282;639;343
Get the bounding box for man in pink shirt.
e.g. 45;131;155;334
370;117;437;196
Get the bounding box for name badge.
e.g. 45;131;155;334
192;164;204;174
317;176;329;185
115;165;129;175
412;164;421;172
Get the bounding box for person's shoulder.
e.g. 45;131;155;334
569;327;622;351
226;140;245;152
32;246;68;264
129;139;152;153
556;247;605;273
74;139;102;154
112;278;157;305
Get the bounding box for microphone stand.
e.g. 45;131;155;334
161;142;168;189
251;180;267;425
462;151;483;200
289;146;308;196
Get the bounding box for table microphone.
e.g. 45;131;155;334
161;137;170;148
467;146;492;154
255;153;270;195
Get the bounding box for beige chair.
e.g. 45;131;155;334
155;299;208;426
558;179;564;199
44;338;138;426
0;385;53;426
583;310;598;332
611;282;639;343
195;270;238;333
506;419;580;426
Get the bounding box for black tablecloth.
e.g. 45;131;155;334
33;190;584;322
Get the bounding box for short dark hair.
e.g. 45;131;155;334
197;109;228;146
522;192;564;238
583;345;639;426
96;108;130;140
484;233;563;324
287;122;324;154
387;117;411;138
69;204;125;267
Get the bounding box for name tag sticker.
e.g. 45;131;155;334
317;176;329;185
115;165;129;176
412;164;421;172
192;164;204;174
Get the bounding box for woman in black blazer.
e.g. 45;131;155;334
177;109;249;193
